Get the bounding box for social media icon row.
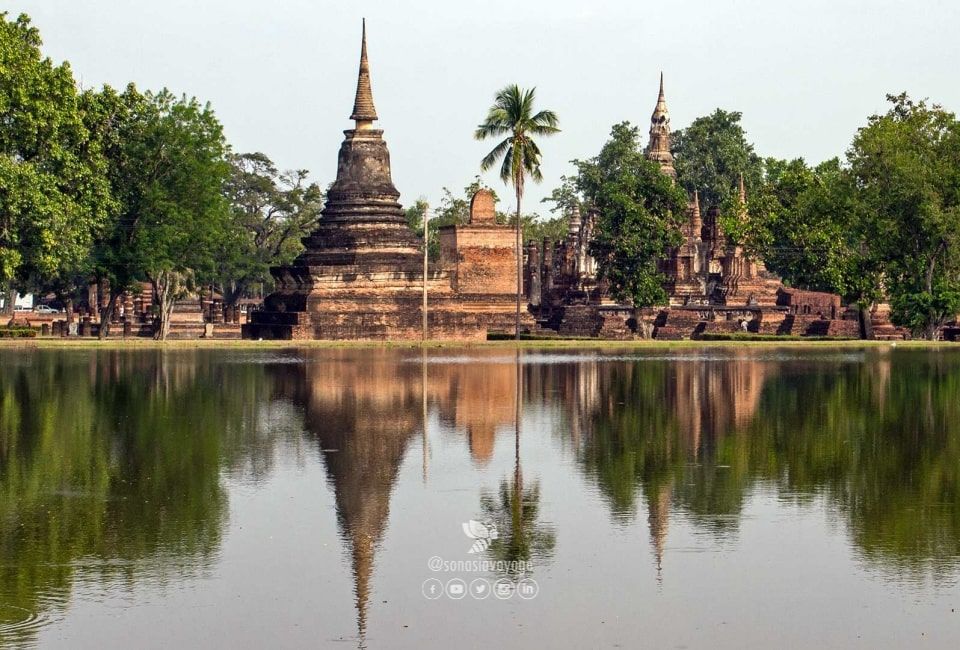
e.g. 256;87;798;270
421;577;538;600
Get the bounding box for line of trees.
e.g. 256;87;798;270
0;13;323;338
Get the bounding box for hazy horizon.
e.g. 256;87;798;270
10;0;960;216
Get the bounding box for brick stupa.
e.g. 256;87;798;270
244;22;527;340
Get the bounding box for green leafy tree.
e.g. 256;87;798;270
541;174;585;217
519;212;568;244
219;152;324;310
575;122;687;330
742;157;880;304
475;85;560;338
403;197;430;236
0;13;112;314
80;84;151;336
138;91;232;339
671;109;763;211
848;93;960;339
84;85;233;339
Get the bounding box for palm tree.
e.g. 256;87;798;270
475;86;559;339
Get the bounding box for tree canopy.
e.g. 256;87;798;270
83;84;233;338
849;93;960;338
671;109;763;211
576;122;688;311
739;157;878;303
218;151;323;306
0;12;112;305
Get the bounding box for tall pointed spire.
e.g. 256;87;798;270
737;173;748;221
654;71;668;119
350;19;378;128
645;71;676;179
690;189;702;234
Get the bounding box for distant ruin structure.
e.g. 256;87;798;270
527;74;865;340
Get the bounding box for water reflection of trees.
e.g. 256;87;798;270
558;350;960;579
0;350;283;646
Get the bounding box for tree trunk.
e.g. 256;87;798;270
925;242;945;341
515;184;522;341
2;287;16;317
636;310;654;340
858;303;872;340
151;271;180;341
98;288;121;340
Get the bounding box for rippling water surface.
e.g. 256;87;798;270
1;346;960;648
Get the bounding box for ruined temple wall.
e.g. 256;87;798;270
776;287;841;317
438;225;517;296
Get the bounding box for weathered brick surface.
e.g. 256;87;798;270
439;226;517;295
777;287;842;317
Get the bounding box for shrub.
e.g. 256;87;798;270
0;327;38;338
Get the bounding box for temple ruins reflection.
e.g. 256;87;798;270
4;347;960;646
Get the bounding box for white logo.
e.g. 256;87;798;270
462;519;499;554
446;578;467;600
469;578;491;600
493;578;515;600
516;578;539;600
421;578;443;600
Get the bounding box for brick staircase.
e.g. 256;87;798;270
777;314;860;338
868;305;910;341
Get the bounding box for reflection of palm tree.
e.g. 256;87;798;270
480;474;555;575
479;351;555;575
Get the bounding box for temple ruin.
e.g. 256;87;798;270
243;22;525;341
527;74;868;340
241;24;898;342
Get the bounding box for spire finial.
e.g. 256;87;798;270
738;172;746;203
646;72;675;179
690;189;702;233
350;18;378;127
653;71;668;118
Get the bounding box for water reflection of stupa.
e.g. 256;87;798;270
272;348;522;644
275;349;423;646
431;352;518;464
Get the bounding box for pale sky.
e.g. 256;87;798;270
10;0;960;215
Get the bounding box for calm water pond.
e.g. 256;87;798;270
1;346;960;648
